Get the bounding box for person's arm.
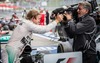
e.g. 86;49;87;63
27;14;63;34
0;31;9;36
28;21;58;34
65;18;95;34
64;12;96;35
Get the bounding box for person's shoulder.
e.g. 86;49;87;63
85;15;96;24
88;16;95;21
85;15;94;21
22;19;35;27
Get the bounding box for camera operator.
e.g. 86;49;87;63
62;1;97;63
56;21;68;42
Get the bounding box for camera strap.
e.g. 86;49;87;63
83;27;96;53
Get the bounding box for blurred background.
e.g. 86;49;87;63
0;0;100;17
0;1;100;62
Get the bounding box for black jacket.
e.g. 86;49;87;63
64;14;97;54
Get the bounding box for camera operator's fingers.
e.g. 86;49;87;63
64;12;72;21
0;31;9;36
55;13;63;23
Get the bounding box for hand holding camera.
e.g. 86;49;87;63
64;12;73;21
50;6;78;23
55;13;63;23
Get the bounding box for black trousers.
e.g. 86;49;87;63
83;53;96;63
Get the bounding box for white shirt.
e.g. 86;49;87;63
7;19;57;48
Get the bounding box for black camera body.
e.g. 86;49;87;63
50;8;64;20
50;6;78;21
50;0;100;24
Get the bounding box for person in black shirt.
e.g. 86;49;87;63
63;1;97;63
46;10;50;25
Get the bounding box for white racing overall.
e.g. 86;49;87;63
1;19;57;63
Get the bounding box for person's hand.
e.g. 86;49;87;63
55;13;63;23
5;32;9;34
0;31;9;36
64;12;72;21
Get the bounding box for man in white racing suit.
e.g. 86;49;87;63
1;9;63;63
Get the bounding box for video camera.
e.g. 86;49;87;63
50;5;78;22
50;0;99;23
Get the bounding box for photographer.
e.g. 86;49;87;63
63;1;97;63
